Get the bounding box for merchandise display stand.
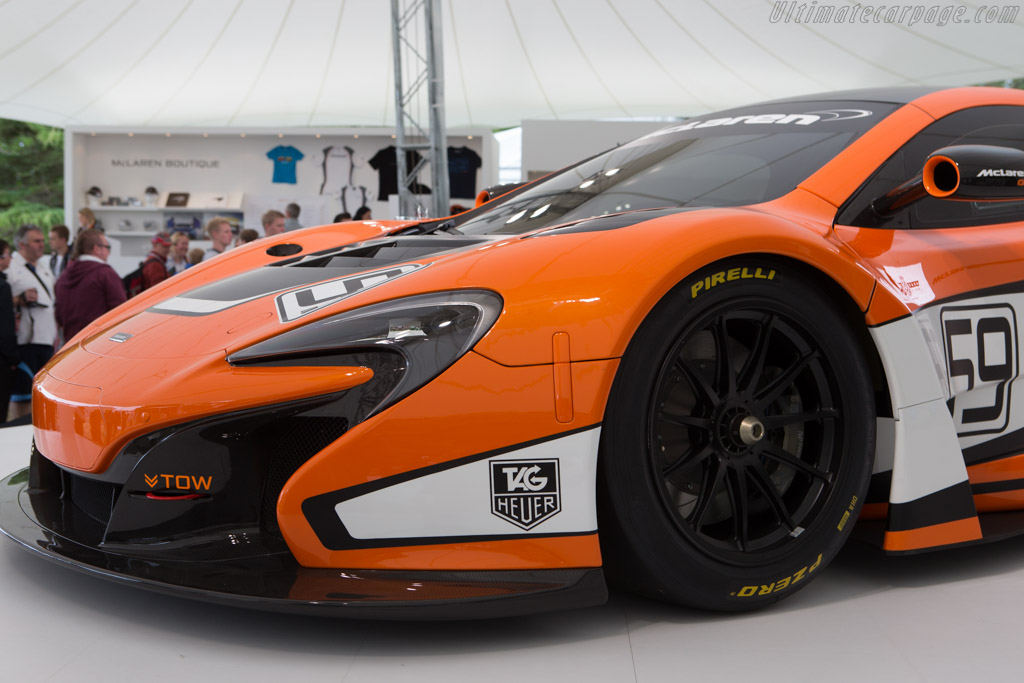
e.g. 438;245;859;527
65;127;497;276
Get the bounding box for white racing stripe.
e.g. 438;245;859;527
871;318;969;504
276;264;424;322
151;294;264;315
336;428;601;540
889;400;968;504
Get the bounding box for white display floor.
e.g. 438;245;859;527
1;423;1023;682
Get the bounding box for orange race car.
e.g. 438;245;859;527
2;86;1024;618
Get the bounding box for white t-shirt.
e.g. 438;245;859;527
8;251;57;346
202;247;226;262
340;185;377;213
315;145;369;195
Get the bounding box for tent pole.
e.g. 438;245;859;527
390;0;449;219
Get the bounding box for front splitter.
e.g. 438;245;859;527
0;468;606;620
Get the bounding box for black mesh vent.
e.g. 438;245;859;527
259;415;350;536
64;473;121;526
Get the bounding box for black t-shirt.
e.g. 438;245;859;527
369;146;432;198
447;146;482;198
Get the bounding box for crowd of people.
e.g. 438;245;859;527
0;200;330;423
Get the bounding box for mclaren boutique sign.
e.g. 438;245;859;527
110;158;221;169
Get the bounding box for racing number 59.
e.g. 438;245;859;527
941;304;1018;435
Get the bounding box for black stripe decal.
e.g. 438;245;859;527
972;478;1024;495
886;480;976;532
302;424;601;551
961;429;1024;466
866;470;892;504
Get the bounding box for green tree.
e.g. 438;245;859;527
0;119;64;241
979;77;1024;90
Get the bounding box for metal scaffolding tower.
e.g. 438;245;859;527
390;0;449;219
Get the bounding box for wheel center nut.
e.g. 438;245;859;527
717;407;761;453
738;416;765;445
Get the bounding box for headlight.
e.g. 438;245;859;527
228;290;503;413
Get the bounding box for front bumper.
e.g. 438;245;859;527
0;466;607;619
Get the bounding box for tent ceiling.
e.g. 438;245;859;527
0;0;1021;130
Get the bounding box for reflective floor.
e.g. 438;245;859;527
1;424;1022;682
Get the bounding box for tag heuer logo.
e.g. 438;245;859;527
490;459;560;530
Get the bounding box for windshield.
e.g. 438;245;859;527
459;100;897;235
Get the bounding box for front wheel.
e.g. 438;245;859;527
599;261;874;610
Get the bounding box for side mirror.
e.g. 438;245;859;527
923;144;1024;201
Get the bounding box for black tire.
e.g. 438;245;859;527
599;259;874;611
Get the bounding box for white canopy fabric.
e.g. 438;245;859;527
0;0;1021;129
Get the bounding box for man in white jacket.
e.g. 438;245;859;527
7;224;56;419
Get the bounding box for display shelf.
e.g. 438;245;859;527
95;204;243;259
93;206;243;212
65;127;498;234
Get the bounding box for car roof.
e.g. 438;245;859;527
755;86;945;106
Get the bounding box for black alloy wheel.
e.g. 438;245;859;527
653;306;840;563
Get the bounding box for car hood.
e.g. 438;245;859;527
63;199;833;368
71;209;693;361
81;234;502;360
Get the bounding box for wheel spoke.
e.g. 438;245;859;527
659;411;713;431
746;460;797;531
724;467;750;551
761;407;838;430
687;457;725;529
675;357;722;408
663;442;714;478
758;442;833;483
737;313;774;394
753;350;818;407
712;317;736;398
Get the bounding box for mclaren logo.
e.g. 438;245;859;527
650;109;872;137
977;168;1024;177
275;263;426;322
490;459;561;530
109;332;132;343
802;109;875;121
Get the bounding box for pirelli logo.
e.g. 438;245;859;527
691;267;776;299
490;460;561;530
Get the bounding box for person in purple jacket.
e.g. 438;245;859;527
55;229;126;342
0;240;18;422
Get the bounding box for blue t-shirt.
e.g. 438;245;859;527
267;145;304;184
